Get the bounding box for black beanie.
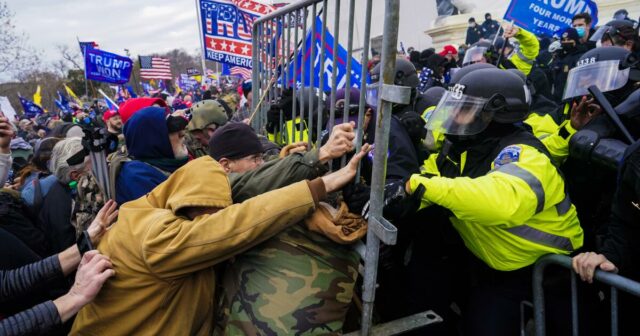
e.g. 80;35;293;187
208;122;263;160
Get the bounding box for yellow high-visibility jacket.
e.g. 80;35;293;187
525;104;577;165
411;143;583;271
500;28;540;76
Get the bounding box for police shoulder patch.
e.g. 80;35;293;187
494;145;522;168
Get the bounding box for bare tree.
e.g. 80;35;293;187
0;1;41;80
56;44;83;70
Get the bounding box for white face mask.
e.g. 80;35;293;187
469;22;476;28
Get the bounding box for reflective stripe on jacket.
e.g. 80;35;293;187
412;143;583;271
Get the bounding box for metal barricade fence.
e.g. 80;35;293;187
532;254;640;336
251;0;442;334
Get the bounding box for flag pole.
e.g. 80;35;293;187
98;89;119;110
194;0;208;82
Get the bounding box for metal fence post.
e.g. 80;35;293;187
361;0;401;334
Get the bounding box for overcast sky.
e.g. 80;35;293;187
7;0;210;64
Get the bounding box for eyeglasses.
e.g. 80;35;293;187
238;153;264;165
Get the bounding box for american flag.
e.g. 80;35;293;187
139;56;172;80
230;66;251;80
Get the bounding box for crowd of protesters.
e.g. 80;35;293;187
0;6;640;336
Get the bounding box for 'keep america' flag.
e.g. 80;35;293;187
139;56;172;80
199;0;276;69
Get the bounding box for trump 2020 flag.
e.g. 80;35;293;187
503;0;598;37
84;48;133;84
198;0;275;69
288;16;368;92
18;96;44;118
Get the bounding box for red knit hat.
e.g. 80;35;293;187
118;98;168;124
438;45;458;56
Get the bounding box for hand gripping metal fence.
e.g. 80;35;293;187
532;254;640;336
251;0;441;334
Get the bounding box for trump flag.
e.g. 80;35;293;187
198;0;276;69
287;16;368;92
84;48;133;84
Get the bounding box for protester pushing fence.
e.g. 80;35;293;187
1;0;640;335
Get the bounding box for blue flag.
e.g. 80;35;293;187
18;96;44;118
126;85;138;98
503;0;598;37
55;91;72;114
84;48;133;84
287;17;368;92
104;97;118;110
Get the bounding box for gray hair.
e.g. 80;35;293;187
49;137;88;184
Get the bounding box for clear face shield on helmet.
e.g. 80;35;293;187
590;25;612;43
462;46;489;66
562;60;630;100
425;89;495;136
365;82;380;108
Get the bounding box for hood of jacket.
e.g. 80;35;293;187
124;107;173;160
146;156;232;214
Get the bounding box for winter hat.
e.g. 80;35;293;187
561;28;580;43
208;123;263;160
119;98;168;124
438;45;458;57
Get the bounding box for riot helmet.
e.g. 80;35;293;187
562;47;634;104
450;62;496;84
590;20;637;50
366;57;419;109
462;41;495;66
427;68;528;136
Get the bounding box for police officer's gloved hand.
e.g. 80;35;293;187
343;182;371;215
360;179;426;221
382;180;426;221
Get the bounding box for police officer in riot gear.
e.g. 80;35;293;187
559;46;640;251
403;68;582;335
366;57;426;180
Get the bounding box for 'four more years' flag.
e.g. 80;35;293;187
504;0;598;37
84;48;133;84
198;0;276;68
287;16;369;92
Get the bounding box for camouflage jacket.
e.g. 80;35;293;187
217;224;359;335
215;149;360;335
73;173;105;237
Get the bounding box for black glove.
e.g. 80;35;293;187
361;179;426;221
343;183;371;215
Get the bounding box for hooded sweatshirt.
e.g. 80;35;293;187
116;107;187;204
71;156;323;335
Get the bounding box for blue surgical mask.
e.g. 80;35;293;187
575;27;586;38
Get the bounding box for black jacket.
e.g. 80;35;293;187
481;19;500;39
0;255;63;336
38;182;75;255
466;25;483;45
599;142;640;279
